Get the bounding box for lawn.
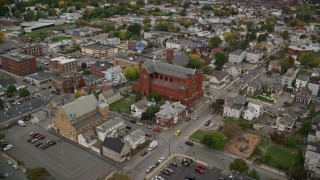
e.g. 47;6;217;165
190;130;206;141
264;145;297;170
50;35;71;42
256;95;275;104
109;95;136;113
258;139;270;149
131;139;152;156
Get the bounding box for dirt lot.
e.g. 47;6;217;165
225;133;261;158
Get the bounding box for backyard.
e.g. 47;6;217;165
109;95;136;113
256;95;275;104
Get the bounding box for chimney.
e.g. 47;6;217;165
166;48;174;64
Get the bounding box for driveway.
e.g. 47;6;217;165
3;123;117;180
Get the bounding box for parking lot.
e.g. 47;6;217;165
0;156;26;180
3;123;117;180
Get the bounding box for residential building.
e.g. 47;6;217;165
53;94;108;141
243;102;261;121
98;87;122;105
155;101;187;129
114;56;144;70
296;74;310;90
124;129;145;149
268;60;281;73
308;77;320;96
51;73;83;93
49;56;78;74
209;71;230;90
296;88;312;105
282;68;299;88
246;50;264;64
247;76;283;96
81;44;118;58
102;137;130;163
24;71;56;86
22;44;44;57
72;26;102;37
131;100;154;119
305;142;320;178
78;129;97;148
223;96;246;118
89;61;113;77
229;49;246;64
105;65;122;81
0;53;37;76
223;62;241;77
132;61;203;106
276;109;297;132
96;117;126;141
166;41;181;50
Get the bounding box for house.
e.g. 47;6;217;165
223;96;246;118
209;71;230;90
53;94;108;141
308;76;320;96
96;117;126;141
131;100;154;119
72;26;102;37
268;60;281;73
282;68;299;88
304;142;320;178
105;65;123;81
166;41;181;50
243;102;261;121
51;72;83;93
78;129;97;148
247;75;283;96
30;110;47;123
223;62;241;77
229;49;246;64
276;109;297;132
98;88;122;105
296;74;310;90
246;50;264;64
132;61;203;106
296;88;312;105
102;137;130;163
155;101;187;129
124;129;145;149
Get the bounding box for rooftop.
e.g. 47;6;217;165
84;43;116;51
1;53;34;62
50;56;77;64
102;137;126;153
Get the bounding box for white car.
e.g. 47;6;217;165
136;122;143;126
278;108;285;111
3;144;13;151
271;125;277;129
158;156;166;163
12;164;18;170
7;160;12;165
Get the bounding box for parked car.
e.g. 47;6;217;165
175;130;181;136
161;170;170;176
140;151;148;156
3;144;13;151
12;164;19;170
185;175;196;180
158;156;166;163
30;139;39;144
35;142;43;147
145;133;152;137
153;128;161;133
47;140;56;146
130;120;137;124
126;126;132;130
170;162;178;168
195;167;204;174
165;167;174;174
197;164;206;169
7;160;12;165
185;140;193;146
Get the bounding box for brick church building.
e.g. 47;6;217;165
132;60;203;106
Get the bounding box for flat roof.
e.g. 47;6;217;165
50;56;77;64
1;53;34;62
83;44;116;51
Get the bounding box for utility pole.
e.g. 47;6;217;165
168;139;171;157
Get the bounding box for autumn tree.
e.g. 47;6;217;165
0;31;5;42
188;54;205;69
124;67;139;81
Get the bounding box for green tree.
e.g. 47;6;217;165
214;52;228;70
6;85;17;95
19;88;30;97
14;10;22;18
202;66;214;74
257;34;267;42
123;67;139;81
285;136;296;147
148;92;163;102
188;54;205;69
221;121;241;139
300;121;312;135
135;90;142;102
145;105;160;120
248;169;260;180
103;24;115;33
281;31;289;40
127;23;142;37
202;4;213;11
280;57;294;72
229;158;249;174
209;36;222;48
82;69;91;75
81;62;87;70
0;98;3;108
24;10;36;21
26;167;51;180
298;52;320;67
36;10;47;20
201;131;227;149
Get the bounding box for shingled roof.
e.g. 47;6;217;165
102;137;125;153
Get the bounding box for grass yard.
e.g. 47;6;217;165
190;130;206;141
258;139;270;149
109;95;136;113
256;95;275;104
264;145;297;169
50;35;71;42
131;139;152;156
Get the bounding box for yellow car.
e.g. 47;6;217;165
175;130;181;136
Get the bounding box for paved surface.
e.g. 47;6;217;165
0;155;26;180
3;123;116;180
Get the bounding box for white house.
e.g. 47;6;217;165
282;68;299;88
78;130;97;148
98;88;122;105
246;50;264;64
223;96;246;118
105;65;123;81
223;62;242;77
131;100;154;119
124;129;145;149
166;41;181;50
243;102;261;121
209;71;230;90
296;74;309;90
96;117;126;141
276;109;297;132
229;49;246;64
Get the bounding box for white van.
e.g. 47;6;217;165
17;120;26;127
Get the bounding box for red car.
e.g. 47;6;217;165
153;128;161;132
195;167;204;174
197;163;206;169
140;151;148;156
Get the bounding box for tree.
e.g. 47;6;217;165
103;24;115;33
14;10;22;18
0;31;5;42
229;158;249;174
127;23;142;37
214;52;228;70
280;31;289;40
280;57;294;72
123;67;139;81
6;85;17;95
110;172;131;180
135;90;142;102
221;121;241;139
257;34;267;42
0;98;3;108
210;98;224;113
19;88;30;97
145;106;160;120
224;32;234;43
82;69;91;75
201;131;227;149
148;92;163;102
202;66;214;74
26;167;51;180
285;136;296;147
81;62;87;70
24;10;36;21
209;36;222;48
300;121;312;135
248;169;260;180
298;52;320;67
74;91;84;99
188;54;205;69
